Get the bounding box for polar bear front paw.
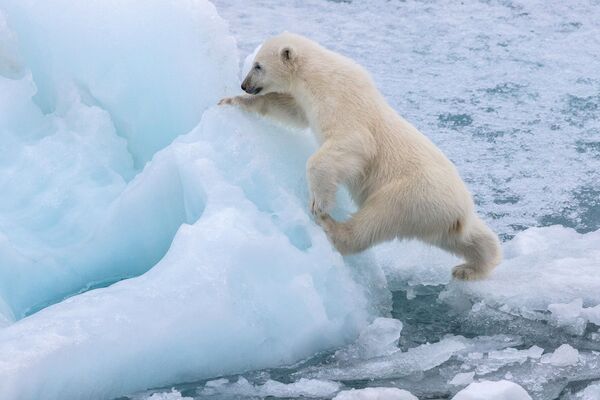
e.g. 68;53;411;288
310;197;322;217
310;195;332;218
217;97;236;106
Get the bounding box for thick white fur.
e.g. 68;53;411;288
219;32;502;280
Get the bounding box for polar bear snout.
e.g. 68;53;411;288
241;78;262;95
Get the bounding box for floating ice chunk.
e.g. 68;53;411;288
334;318;402;361
437;343;600;399
199;377;341;398
548;298;600;335
466;346;544;375
548;299;589;335
333;387;418;400
258;378;341;398
488;346;544;363
464;345;543;375
576;382;600;400
299;336;466;381
144;390;192;400
541;344;580;367
298;334;520;381
452;380;532;400
449;372;475;386
204;378;229;388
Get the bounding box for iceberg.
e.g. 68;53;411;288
0;2;389;398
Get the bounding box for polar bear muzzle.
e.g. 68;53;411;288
241;77;262;95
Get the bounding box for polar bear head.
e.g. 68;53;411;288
241;32;307;96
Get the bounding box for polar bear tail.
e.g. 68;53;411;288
441;216;502;281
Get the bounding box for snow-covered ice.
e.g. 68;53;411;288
333;387;417;400
0;0;599;399
436;226;600;338
452;380;532;400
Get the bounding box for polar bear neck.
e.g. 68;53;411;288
289;52;390;141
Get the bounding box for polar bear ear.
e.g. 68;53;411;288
280;46;296;63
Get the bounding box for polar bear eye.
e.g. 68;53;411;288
254;63;262;71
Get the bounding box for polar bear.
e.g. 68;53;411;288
219;32;501;280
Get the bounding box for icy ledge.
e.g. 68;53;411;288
0;107;389;400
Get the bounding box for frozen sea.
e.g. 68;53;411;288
0;0;599;400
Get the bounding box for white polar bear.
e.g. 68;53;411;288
219;32;501;280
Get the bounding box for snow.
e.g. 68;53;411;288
333;387;417;400
452;380;532;400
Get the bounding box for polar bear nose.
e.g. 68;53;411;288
241;82;247;91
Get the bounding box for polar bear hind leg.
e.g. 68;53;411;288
317;189;501;281
439;217;502;280
316;185;419;255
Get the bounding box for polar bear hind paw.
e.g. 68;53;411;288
452;264;490;281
